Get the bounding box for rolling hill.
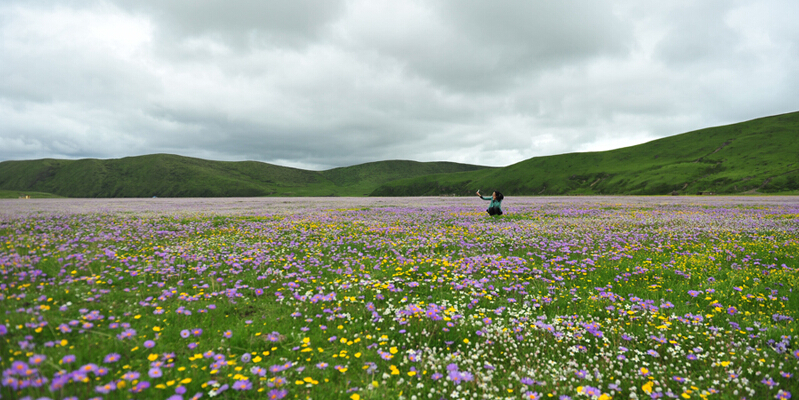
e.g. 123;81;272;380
0;155;490;198
1;111;797;198
372;111;799;196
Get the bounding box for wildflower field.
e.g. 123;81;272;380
1;196;798;400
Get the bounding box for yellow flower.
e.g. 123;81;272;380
642;381;653;394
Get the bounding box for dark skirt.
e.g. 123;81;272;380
487;206;502;216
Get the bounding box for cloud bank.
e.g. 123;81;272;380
2;0;798;169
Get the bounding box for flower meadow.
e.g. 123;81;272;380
1;196;799;400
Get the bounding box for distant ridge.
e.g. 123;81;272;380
1;111;797;198
0;155;490;198
372;111;799;196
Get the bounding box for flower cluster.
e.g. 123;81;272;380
1;196;798;399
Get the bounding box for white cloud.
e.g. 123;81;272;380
1;0;797;170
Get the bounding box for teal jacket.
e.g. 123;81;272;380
480;195;502;210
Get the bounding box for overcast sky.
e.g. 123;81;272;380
1;1;798;170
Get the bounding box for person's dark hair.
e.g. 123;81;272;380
495;191;504;201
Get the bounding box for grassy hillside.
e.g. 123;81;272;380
0;190;63;199
321;160;488;196
0;154;491;198
372;111;799;196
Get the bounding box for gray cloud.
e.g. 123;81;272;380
1;0;798;170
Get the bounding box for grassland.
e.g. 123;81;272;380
373;111;799;196
0;190;63;199
1;197;798;399
0;156;490;198
1;111;797;198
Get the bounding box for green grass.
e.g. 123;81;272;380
0;155;491;198
1;198;797;399
1;111;797;198
0;189;63;198
372;111;799;196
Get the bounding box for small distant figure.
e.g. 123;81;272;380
476;190;504;216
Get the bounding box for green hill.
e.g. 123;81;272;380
0;190;64;199
2;111;797;198
372;111;799;196
0;154;490;198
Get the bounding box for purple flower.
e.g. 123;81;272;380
266;332;281;342
149;367;163;378
122;371;141;381
130;381;151;393
192;328;203;336
241;353;252;363
232;379;252;391
267;389;288;399
95;380;117;394
583;386;601;397
223;330;232;338
144;340;156;348
520;377;535;386
117;328;137;340
727;306;737;315
79;363;99;374
762;377;778;389
103;353;121;363
180;330;190;338
29;354;46;365
214;383;229;394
